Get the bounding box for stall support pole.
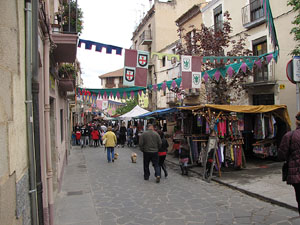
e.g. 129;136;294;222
297;83;300;111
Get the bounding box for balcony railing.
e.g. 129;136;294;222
242;0;266;28
139;30;152;46
166;92;177;104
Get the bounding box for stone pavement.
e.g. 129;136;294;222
54;145;300;225
165;155;298;211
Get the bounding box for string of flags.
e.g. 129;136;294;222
77;50;278;101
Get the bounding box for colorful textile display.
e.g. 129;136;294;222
78;39;122;55
124;49;149;87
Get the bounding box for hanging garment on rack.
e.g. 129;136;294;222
231;144;235;161
206;121;210;134
236;145;242;168
254;114;264;139
197;116;203;127
237;113;244;131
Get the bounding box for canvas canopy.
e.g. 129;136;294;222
178;104;291;130
119;105;149;120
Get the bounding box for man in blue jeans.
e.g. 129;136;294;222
102;126;117;163
139;124;162;183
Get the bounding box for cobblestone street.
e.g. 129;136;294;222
54;146;300;225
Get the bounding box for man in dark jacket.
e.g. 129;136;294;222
278;112;300;214
139;124;162;183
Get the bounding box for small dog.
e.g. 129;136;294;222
114;153;119;160
131;153;137;163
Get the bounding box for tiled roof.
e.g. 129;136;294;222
99;68;123;79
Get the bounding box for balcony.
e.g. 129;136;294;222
243;71;276;89
242;0;266;29
58;79;75;92
186;88;200;97
51;0;81;63
167;92;179;106
139;30;152;46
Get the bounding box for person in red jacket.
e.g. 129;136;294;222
75;130;81;146
278;111;300;214
91;128;100;147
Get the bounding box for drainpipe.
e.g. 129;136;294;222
44;0;54;224
32;0;44;224
25;1;39;225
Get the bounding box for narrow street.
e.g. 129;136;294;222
54;146;300;225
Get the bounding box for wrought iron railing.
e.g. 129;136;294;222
139;30;152;44
242;0;265;26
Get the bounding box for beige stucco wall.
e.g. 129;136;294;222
0;0;28;224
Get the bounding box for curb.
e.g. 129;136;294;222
166;159;298;212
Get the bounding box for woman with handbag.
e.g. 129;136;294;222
278;112;300;214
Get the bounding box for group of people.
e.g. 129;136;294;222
72;121;141;149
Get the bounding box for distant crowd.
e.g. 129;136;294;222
72;121;144;148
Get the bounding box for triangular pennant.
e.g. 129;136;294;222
162;82;167;91
172;80;177;89
227;66;234;77
255;60;262;69
214;70;221;81
116;91;120;99
153;84;157;91
138;90;142;96
240;63;247;73
266;54;273;64
203;72;209;82
130;91;134;98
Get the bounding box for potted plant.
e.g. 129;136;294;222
62;0;83;34
59;63;76;79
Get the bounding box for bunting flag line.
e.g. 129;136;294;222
77;50;278;101
151;52;180;61
261;0;279;51
78;39;123;55
124;49;149;87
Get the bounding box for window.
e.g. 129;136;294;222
60;109;64;142
253;37;268;82
250;0;264;22
214;5;222;32
161;56;166;67
187;29;197;53
106;77;114;85
253;94;274;105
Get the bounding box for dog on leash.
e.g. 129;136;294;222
114;153;119;160
131;153;137;163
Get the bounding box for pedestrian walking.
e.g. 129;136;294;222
75;130;81;146
158;132;169;178
120;122;127;147
102;126;117;163
139;123;162;183
278;112;300;215
127;125;133;147
91;128;99;147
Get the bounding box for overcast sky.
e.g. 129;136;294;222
77;0;153;88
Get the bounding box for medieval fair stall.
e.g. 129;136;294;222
177;104;291;181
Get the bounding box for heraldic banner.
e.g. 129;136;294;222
181;56;202;89
124;49;149;87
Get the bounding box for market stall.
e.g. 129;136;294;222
177;104;291;179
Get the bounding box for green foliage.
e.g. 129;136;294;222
59;63;76;79
288;0;300;55
116;97;138;115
